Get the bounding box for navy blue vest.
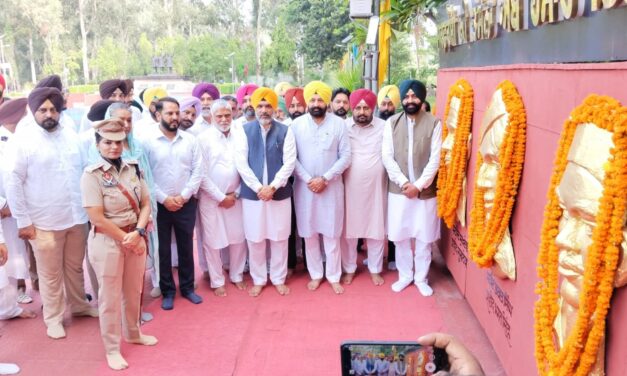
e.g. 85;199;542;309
239;120;292;201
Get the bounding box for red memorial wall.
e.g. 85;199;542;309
436;62;627;376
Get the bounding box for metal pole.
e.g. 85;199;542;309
372;0;380;91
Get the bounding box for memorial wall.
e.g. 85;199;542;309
434;2;627;375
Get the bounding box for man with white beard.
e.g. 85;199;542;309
196;100;247;297
188;83;220;136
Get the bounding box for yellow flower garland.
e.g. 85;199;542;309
534;95;627;376
468;80;527;268
437;78;474;228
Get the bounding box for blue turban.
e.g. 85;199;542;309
399;80;426;103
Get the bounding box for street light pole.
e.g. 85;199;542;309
228;52;235;84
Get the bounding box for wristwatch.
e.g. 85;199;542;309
135;227;146;237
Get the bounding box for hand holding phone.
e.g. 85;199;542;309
418;333;485;376
341;341;450;376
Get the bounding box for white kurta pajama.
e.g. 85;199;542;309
0;127;29;282
197;127;247;288
291;113;351;283
342;117;387;274
382;116;442;285
235;123;296;286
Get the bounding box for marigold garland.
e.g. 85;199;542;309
437;78;474;228
468;80;526;268
534;95;627;376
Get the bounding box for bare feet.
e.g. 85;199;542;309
233;281;247;290
126;334;158;346
370;273;384;286
307;279;322;291
286;269;294;279
330;282;345;294
214;286;227;297
342;273;355;284
248;285;264;297
274;284;290;295
18;309;37;319
106;352;129;370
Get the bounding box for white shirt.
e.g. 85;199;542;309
142;126;203;203
133;116;159;141
5;119;88;230
197;126;241;202
188;117;212;137
381;116;442;191
234;122;297;193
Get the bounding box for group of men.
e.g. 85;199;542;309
350;352;409;375
0;72;441;340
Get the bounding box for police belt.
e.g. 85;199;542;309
94;224;136;235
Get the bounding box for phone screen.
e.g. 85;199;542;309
340;341;449;376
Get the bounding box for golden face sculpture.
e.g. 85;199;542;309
476;88;516;280
553;123;627;375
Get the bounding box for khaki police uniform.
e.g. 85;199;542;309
81;158;149;355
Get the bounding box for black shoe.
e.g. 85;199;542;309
161;296;174;310
182;292;203;304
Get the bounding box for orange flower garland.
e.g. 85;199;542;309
534;95;627;376
468;80;527;268
437;78;474;228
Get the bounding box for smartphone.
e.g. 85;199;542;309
340;341;449;376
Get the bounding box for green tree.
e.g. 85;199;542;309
262;18;297;76
91;37;127;79
285;0;353;67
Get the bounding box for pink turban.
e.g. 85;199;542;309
180;97;202;116
349;88;377;111
0;74;5;90
192;82;220;100
236;83;259;106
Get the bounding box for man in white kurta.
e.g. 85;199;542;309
291;81;351;294
382;80;442;297
6;88;97;339
342;89;387;286
197;100;247;297
0;99;32;303
235;87;296;297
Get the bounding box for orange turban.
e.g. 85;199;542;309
251;87;278;109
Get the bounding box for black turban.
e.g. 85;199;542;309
28;87;64;113
99;79;128;99
0;98;28;125
88;100;116;122
399;80;427;103
35;75;63;91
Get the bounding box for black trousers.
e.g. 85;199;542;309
287;183;306;270
157;198;197;297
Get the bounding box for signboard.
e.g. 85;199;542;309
350;0;374;18
437;0;626;51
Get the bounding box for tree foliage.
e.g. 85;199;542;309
284;0;353;67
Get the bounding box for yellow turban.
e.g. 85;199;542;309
303;81;332;105
143;87;168;107
251;87;279;109
274;81;293;96
377;84;400;107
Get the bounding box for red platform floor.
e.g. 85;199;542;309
0;249;505;376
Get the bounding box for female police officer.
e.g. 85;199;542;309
81;119;157;370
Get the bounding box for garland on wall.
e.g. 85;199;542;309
534;95;627;376
468;80;526;269
437;78;474;228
